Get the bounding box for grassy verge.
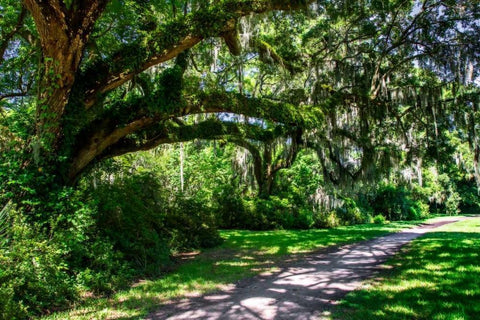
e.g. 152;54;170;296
333;217;480;320
43;220;425;320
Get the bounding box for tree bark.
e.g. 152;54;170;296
23;0;108;155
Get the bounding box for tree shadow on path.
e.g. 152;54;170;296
133;218;471;320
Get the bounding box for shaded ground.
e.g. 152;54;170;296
146;217;471;320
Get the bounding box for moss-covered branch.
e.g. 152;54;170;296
70;87;322;181
81;0;314;108
185;91;323;128
98;118;286;160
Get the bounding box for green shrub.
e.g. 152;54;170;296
314;210;341;228
0;285;25;320
370;184;429;221
242;198;271;230
217;192;316;230
0;186;135;319
94;172;223;272
266;196;296;229
215;187;273;230
336;197;366;225
74;239;132;293
165;196;223;250
457;179;480;213
445;190;461;215
0;216;77;319
373;214;386;224
409;200;430;219
364;213;374;224
295;208;315;229
95;173;172;275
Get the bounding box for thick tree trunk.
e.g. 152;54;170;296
36;58;76;151
258;173;275;199
23;0;108;163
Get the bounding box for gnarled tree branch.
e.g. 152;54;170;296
82;0;315;108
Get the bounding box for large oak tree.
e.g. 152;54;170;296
1;0;314;186
1;0;478;204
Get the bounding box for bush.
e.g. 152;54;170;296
457;180;480;213
165;196;223;251
373;214;386;224
74;239;132;293
445;190;461;215
0;215;76;319
336;198;366;225
409;200;430;220
296;208;315;229
364;213;374;224
370;184;429;221
94;172;223;273
314;210;341;228
215;186;264;229
0;185;137;319
217;191;315;230
94;173;172;275
264;196;296;229
0;161;226;318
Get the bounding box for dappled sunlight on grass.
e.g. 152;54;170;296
43;220;426;320
334;218;480;320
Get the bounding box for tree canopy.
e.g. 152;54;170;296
1;0;477;188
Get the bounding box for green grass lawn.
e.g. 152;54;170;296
42;220;423;320
333;217;480;320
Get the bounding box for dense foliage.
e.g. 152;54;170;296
0;0;479;318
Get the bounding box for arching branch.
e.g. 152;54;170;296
82;0;315;108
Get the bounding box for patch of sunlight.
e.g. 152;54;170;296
463;265;480;272
373;309;386;316
255;247;281;255
238;255;255;260
385;279;435;292
108;309;144;320
456;266;468;272
433;312;466;320
417;299;428;306
438;252;451;258
461;239;474;245
462;289;477;296
425;263;446;271
422;242;443;250
385;304;417;317
215;260;253;267
52;307;142;320
404;268;443;277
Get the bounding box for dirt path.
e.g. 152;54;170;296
146;216;471;320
